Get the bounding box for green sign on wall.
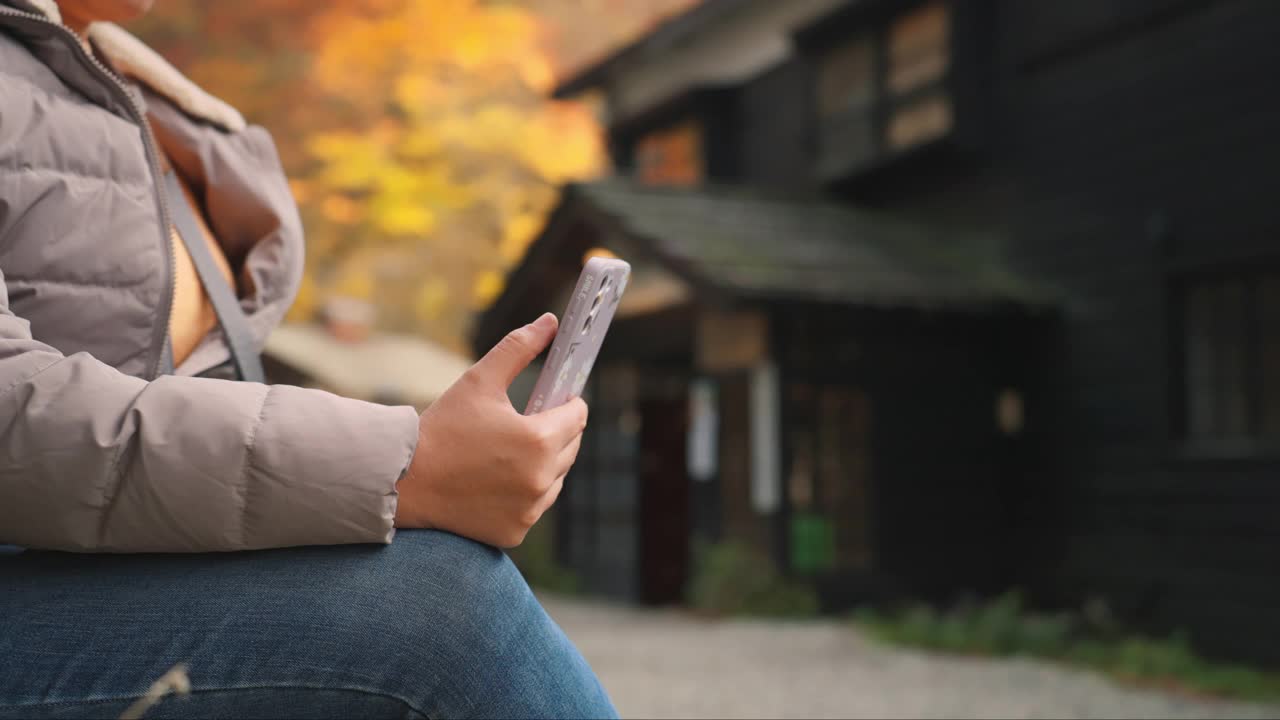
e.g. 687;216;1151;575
790;512;835;573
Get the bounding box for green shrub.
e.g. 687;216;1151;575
1066;639;1113;667
859;591;1071;659
507;519;580;595
967;590;1024;654
687;541;819;618
898;605;940;646
1015;613;1073;658
853;591;1280;703
1111;634;1198;678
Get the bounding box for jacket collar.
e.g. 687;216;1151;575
3;0;245;132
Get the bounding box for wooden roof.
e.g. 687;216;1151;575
571;180;1047;308
473;178;1051;354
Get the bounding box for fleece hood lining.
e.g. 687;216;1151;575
19;0;245;132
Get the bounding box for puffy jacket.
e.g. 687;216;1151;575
0;0;420;552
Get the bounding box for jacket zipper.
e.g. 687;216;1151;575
0;7;178;380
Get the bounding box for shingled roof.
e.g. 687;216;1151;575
472;179;1051;354
559;179;1046;310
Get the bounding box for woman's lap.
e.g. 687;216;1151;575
0;531;615;719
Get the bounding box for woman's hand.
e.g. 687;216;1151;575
394;313;588;548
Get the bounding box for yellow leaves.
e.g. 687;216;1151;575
186;57;262;113
288;179;313;204
399;127;445;159
472;269;505;307
500;210;544;262
521;103;605;183
454;27;494;71
423;102;603;186
198;0;604;343
321;195;363;225
311;0;542;101
372;200;436;236
364;164;462;236
519;55;556;94
414;278;450;321
453;5;538;72
286;271;319;323
306;132;355;161
307;131;384;190
394;73;454;120
310;10;411;98
333;257;376;301
378;164;427;197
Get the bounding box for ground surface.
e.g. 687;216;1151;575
540;595;1280;720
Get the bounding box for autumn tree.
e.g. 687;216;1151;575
136;0;605;350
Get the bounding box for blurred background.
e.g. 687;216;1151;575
135;1;1280;717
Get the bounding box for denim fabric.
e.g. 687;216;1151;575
0;531;617;719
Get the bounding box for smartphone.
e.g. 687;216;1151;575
524;257;631;415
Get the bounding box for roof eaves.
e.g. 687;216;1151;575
567;183;731;302
551;0;748;99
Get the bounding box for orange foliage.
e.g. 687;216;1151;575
134;0;610;349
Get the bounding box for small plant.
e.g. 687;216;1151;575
854;591;1280;703
858;592;1072;658
687;541;819;618
507;519;580;595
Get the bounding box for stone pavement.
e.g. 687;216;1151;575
540;595;1280;720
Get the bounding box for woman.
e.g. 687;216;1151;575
0;0;615;717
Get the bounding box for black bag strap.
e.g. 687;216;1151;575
163;170;265;383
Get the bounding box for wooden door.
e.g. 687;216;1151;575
638;390;691;605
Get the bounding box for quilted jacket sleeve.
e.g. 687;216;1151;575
0;286;420;552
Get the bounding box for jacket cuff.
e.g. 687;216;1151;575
241;384;420;548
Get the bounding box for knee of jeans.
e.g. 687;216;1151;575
383;530;539;637
335;531;614;718
392;529;528;599
390;532;613;717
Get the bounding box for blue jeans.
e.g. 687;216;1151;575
0;531;616;719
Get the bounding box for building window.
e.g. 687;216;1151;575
816;35;876;165
1181;271;1280;448
635;120;703;187
815;1;952;178
817;34;875;116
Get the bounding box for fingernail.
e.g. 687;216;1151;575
533;312;556;331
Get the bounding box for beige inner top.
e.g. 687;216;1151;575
167;167;237;367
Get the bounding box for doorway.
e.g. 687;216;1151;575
638;386;691;605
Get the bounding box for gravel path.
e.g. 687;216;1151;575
540;595;1280;719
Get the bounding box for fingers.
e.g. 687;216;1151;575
534;473;567;517
553;432;583;478
533;396;589;450
470;313;558;390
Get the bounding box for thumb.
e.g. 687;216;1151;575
471;312;558;390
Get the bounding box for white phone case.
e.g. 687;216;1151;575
524;258;631;414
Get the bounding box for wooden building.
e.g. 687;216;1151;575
476;181;1045;604
475;0;1280;663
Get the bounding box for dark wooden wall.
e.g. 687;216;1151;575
999;0;1280;663
776;304;1034;606
789;0;1280;663
736;58;819;191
